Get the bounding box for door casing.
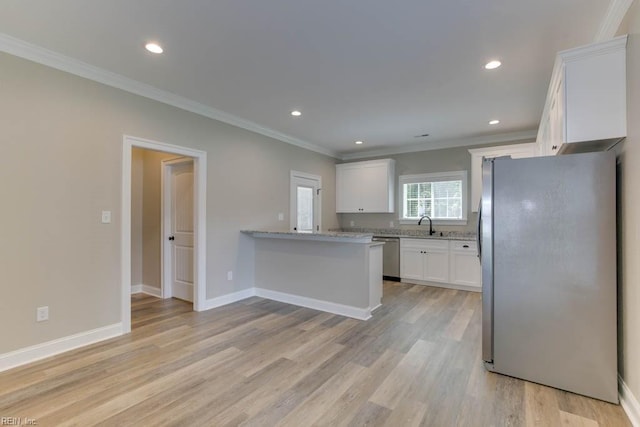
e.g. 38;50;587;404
121;135;207;334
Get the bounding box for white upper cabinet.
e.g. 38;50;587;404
536;35;627;155
336;159;395;213
468;143;537;212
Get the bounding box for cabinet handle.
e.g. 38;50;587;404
552;145;558;150
463;245;469;248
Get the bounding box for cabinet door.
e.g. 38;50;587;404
536;117;550;156
359;162;390;212
548;78;563;155
450;251;481;288
400;247;424;281
336;165;361;213
424;250;449;283
564;46;626;143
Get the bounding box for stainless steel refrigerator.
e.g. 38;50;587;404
478;151;618;403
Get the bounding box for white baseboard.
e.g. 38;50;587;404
254;288;372;320
400;278;481;293
620;375;640;427
200;288;256;311
0;323;123;373
1;285;374;372
131;284;162;298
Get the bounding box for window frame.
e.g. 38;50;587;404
398;170;468;225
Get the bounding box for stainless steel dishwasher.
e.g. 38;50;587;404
372;236;400;281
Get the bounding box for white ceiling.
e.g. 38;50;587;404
0;1;612;158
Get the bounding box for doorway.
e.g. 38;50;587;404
290;171;321;232
121;135;207;334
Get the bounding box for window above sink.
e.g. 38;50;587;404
399;171;468;225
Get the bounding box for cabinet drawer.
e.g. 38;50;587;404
450;241;477;252
401;238;449;251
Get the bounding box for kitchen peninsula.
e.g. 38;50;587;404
241;230;383;320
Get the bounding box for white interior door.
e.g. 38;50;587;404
290;171;321;233
165;160;194;302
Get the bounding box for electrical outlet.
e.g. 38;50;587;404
389;221;395;228
101;211;111;224
278;213;284;221
227;271;233;281
36;306;49;322
350;221;355;227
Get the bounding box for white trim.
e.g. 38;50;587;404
201;288;257;311
560;35;628;63
595;0;634;42
0;323;122;373
131;284;163;298
122;135;208;335
0;33;338;159
254;288;373;320
290;170;322;233
339;130;538;161
400;278;481;293
620;375;640;427
3;281;387;372
467;142;538;156
162;157;195;301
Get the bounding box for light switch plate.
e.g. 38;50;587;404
37;306;49;322
278;213;284;221
101;211;111;224
350;221;355;227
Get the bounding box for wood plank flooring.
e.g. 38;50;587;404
0;282;631;426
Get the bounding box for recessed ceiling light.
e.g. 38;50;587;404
355;140;364;145
485;60;501;70
291;110;302;117
489;119;500;125
145;42;163;54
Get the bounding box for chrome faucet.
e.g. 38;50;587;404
418;215;436;235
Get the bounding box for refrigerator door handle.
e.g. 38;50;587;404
481;158;494;364
477;201;482;260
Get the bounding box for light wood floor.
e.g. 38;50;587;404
0;282;630;426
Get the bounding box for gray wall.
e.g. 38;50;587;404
131;148;180;290
0;51;338;354
616;0;640;410
338;140;533;233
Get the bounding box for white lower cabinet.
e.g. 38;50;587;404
400;239;449;284
400;238;480;291
449;241;481;289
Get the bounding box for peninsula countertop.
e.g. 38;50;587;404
241;230;375;244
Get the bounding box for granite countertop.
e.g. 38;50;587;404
334;228;477;241
241;230;374;243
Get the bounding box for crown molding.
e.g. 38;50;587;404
594;0;634;42
0;33;339;159
561;34;628;62
339;130;538;160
